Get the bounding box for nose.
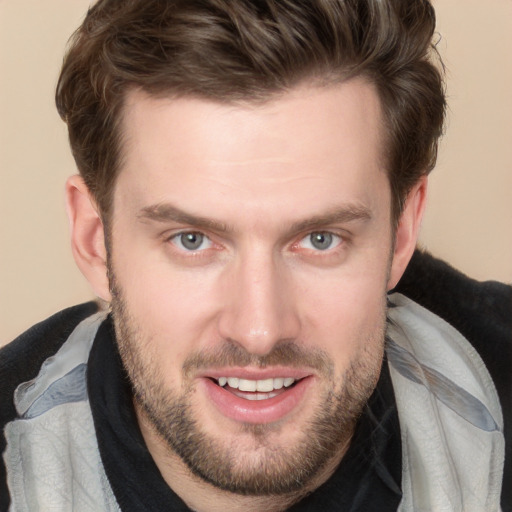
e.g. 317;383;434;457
217;248;301;356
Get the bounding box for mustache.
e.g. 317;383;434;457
182;340;334;378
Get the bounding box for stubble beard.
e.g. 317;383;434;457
110;280;386;497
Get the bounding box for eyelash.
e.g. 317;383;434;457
294;232;344;252
166;229;347;257
169;231;213;252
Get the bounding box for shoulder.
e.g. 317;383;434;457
0;302;100;425
395;249;512;366
395;249;512;509
0;302;102;511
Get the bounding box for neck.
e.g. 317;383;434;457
134;402;348;512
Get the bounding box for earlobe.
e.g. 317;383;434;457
387;176;428;290
65;175;112;301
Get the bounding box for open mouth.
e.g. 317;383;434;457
203;373;311;424
212;376;300;401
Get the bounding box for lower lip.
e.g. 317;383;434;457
202;378;312;425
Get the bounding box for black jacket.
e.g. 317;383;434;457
1;250;511;511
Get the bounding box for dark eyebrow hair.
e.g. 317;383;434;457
138;203;229;232
290;204;372;233
138;202;371;234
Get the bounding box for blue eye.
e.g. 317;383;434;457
299;232;342;251
171;232;212;251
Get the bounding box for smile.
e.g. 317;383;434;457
216;377;297;400
202;373;311;424
217;376;296;390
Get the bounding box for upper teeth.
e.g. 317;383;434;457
218;377;296;392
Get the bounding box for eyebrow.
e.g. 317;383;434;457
137;202;372;234
138;203;229;232
289;205;372;233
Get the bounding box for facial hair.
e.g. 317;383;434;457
110;279;386;496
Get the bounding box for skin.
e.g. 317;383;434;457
66;79;427;512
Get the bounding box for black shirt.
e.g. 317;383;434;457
1;250;511;511
88;317;403;511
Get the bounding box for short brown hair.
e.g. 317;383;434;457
56;0;446;225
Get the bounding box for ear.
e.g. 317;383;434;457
387;176;428;290
65;175;112;301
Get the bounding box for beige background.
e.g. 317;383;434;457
1;0;511;344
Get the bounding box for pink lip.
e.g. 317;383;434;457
201;375;313;425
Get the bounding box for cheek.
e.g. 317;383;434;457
109;243;221;365
297;265;389;364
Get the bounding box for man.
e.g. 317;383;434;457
1;0;510;510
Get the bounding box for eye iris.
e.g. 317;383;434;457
310;232;332;250
180;232;203;250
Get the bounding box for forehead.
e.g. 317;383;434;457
116;80;388;224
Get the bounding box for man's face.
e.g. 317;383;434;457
108;81;395;495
